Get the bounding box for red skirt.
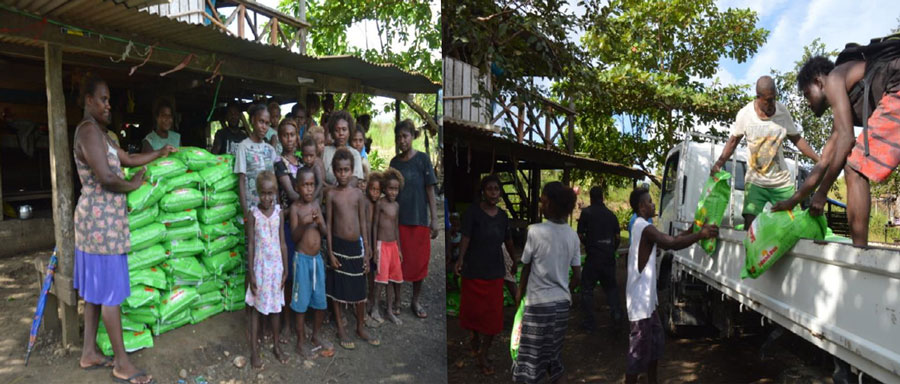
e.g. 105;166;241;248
399;225;431;282
460;278;504;335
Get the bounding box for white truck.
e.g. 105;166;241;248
655;134;900;384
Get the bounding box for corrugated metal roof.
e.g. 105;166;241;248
0;0;440;95
445;118;649;180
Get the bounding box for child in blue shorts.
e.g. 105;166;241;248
289;168;335;358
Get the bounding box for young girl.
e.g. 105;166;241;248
299;135;324;205
512;181;582;384
274;119;300;341
246;171;289;368
235;103;277;217
351;128;370;178
141;99;180;153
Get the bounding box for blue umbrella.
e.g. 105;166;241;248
25;247;57;366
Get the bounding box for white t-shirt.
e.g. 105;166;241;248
323;145;364;185
731;101;799;189
521;221;581;306
626;217;658;322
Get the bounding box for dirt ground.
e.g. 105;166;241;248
447;257;835;384
0;222;447;384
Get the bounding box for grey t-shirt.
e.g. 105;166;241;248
390;151;437;227
522;221;581;306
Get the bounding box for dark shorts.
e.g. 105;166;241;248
627;310;665;375
325;236;367;303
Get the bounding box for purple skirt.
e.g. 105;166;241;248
73;249;131;306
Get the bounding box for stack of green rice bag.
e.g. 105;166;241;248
101;147;247;354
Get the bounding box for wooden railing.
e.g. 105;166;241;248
491;92;576;154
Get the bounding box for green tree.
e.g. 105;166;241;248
278;0;441;122
566;0;769;178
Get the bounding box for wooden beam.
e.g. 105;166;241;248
237;4;245;38
0;9;411;100
269;17;278;46
44;43;79;347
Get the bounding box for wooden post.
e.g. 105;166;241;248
297;0;307;54
238;4;245;39
544;106;551;149
269;17;279;46
395;99;401;125
45;43;78;347
530;168;541;223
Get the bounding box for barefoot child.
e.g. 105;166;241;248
364;172;382;314
372;168;405;325
326;148;379;349
245;171;288;368
289;167;335;359
275;119;300;340
512;182;581;383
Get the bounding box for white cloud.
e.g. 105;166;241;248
719;0;899;87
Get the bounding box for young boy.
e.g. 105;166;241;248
307;125;328;191
363;172;383;316
326;148;378;348
372;169;404;325
625;188;717;384
289;168;334;359
299;135;324;203
512;182;581;384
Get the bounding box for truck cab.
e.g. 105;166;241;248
653;134;900;384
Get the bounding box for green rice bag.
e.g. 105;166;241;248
160;256;209;282
129;266;168;290
202;249;242;275
193;290;224;308
121;303;160;323
120;316;147;332
209;173;239;193
824;227;852;243
128;204;159;231
200;221;241;240
159;286;200;323
165;222;200;242
446;290;460;317
160;188;204;213
158;209;198;228
124;285;160;308
123;166;141;181
205;191;239;207
127;180;167;212
128;244;167;271
191;303;224;324
97;325;154;356
165;171;203;191
224;300;246;312
742;207;827;279
205;235;240;256
196;278;225;294
171;147;218;171
198;204;238;225
199;163;233;186
122;311;157;325
151;309;192;336
510;297;526;361
215;154;235;166
693;171;732;256
129;222;166;252
224;281;246;301
145;157;187;182
163;237;205;258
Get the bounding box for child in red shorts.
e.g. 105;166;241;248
372;168;405;325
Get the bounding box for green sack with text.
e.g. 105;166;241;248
158;286;199;323
130;222;166;252
145;157;187;182
191;304;224;324
157;209;198;228
165;171;203;191
209;174;239;193
171;147;218;171
510;297;526;361
128;244;167;272
163;237;205;258
693;171;732;255
164;222;200;242
200;221;241;240
97;323;154;356
128;204;159;231
151;309;191;336
202;249;242;275
121;304;159;324
742;206;827;279
127;180;167;212
124;285;160;309
198;204;238;225
205;191;239;207
160;188;203;212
